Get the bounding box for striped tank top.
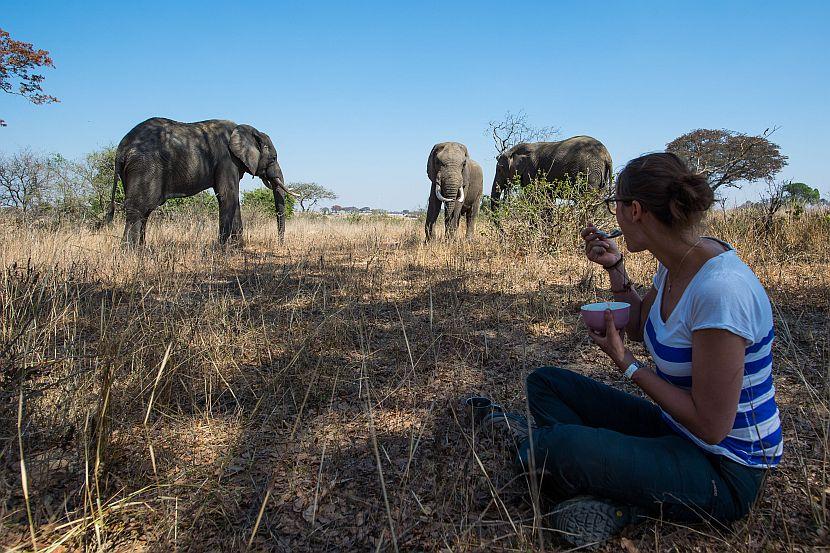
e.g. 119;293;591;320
644;241;783;468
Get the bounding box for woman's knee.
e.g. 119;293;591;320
526;366;575;393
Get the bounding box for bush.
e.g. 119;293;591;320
486;173;614;255
241;187;294;219
156;191;218;218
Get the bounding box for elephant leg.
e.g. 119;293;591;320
215;180;243;246
121;181;158;247
231;201;243;243
217;194;243;245
122;207;152;247
465;203;479;241
424;193;441;241
444;202;462;239
122;209;142;246
138;212;151;245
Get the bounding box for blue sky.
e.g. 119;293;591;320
2;1;828;210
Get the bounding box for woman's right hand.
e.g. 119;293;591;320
581;223;622;268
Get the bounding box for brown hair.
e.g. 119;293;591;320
616;152;714;229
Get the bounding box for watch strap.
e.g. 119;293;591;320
624;361;641;380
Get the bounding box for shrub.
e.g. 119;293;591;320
486;173;614;255
156;191;218;218
241;187;294;219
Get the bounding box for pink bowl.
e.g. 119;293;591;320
581;302;630;331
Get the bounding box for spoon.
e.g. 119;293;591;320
596;228;623;239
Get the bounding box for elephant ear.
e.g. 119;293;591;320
512;154;532;180
230;125;261;175
427;144;439;182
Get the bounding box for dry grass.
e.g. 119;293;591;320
0;208;828;551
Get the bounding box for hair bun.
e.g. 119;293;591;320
675;172;714;213
618;152;715;229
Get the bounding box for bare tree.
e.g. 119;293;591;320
486;110;559;158
0;148;58;213
289;182;337;212
667;128;787;192
758;178;789;234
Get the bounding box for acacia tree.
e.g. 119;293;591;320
666;128;787;192
289;182;337;212
486;110;558;157
0;28;58;127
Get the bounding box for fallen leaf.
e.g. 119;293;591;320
621;537;640;553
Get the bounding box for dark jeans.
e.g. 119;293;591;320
518;367;766;523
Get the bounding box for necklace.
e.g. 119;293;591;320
667;238;703;294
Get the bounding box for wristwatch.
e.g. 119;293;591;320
624;361;642;380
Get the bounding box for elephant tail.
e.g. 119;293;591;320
103;158;121;225
603;159;612;189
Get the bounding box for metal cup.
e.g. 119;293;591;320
465;396;497;423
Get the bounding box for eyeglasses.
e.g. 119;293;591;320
603;196;634;215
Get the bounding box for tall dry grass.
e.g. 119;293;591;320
0;207;828;551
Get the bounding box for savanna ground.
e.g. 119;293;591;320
0;208;828;552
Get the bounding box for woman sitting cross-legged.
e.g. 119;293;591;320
484;152;781;547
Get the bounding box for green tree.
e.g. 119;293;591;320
783;182;820;205
75;145;120;217
241;186;294;218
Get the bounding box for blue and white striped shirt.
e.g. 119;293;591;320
644;242;783;468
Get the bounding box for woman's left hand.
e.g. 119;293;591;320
588;310;634;371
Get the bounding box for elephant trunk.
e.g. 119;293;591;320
273;187;286;244
435;166;464;204
490;177;504;212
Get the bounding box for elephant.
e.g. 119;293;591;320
105;117;294;246
490;135;612;211
425;142;484;241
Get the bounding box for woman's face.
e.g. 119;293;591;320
614;188;649;253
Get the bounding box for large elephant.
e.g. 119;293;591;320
425;142;484;241
106;117;294;246
490;135;612;210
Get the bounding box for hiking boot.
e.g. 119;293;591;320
548;495;642;547
480;411;535;443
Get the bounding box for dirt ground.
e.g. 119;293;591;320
1;213;828;551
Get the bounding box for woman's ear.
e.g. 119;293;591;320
630;200;644;222
229;125;261;175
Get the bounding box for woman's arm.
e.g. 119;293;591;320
632;329;744;443
580;224;653;342
592;313;745;444
606;260;656;342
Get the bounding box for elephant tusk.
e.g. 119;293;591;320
434;182;466;204
434;183;452;203
277;181;298;197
